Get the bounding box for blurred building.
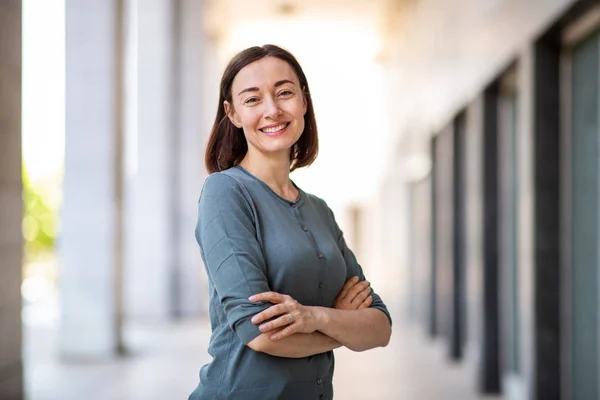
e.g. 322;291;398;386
2;0;600;399
390;1;600;400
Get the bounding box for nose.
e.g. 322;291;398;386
265;96;282;119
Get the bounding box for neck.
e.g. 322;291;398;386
240;151;296;199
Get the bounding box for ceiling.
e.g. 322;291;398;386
203;0;399;47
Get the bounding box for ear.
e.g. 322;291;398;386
224;101;242;128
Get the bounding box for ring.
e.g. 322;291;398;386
287;313;294;324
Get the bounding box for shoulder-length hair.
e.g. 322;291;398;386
204;44;319;174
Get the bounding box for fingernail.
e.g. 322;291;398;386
259;324;267;331
251;316;258;323
271;334;279;340
249;296;256;301
353;276;359;282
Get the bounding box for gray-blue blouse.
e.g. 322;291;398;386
189;165;391;400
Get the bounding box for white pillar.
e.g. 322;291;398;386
127;0;212;319
0;1;23;397
61;0;125;357
124;0;174;321
173;0;214;317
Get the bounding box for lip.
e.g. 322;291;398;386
259;122;290;136
260;121;290;130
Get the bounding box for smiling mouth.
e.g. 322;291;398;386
260;122;290;134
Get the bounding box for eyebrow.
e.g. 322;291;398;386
237;79;295;96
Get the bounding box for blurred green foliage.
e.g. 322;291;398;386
22;164;56;259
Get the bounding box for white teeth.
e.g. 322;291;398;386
262;123;287;133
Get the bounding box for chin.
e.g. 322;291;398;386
263;145;295;155
261;136;300;152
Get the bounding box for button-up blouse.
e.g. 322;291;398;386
188;165;391;400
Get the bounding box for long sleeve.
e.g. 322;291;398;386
190;166;382;399
325;205;393;326
195;173;272;345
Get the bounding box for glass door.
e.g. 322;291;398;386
498;68;524;399
568;28;600;400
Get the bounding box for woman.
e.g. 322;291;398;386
190;44;392;400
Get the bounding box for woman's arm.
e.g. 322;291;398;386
311;307;391;352
196;175;278;346
248;277;373;357
249;291;391;353
248;329;341;358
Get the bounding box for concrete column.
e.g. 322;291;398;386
516;45;535;400
126;0;210;320
409;175;433;330
0;2;23;397
480;85;501;393
385;168;409;315
61;0;126;357
124;0;175;321
531;32;561;400
172;0;212;317
434;124;454;340
464;97;484;364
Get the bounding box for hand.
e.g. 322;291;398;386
249;292;320;340
333;276;372;310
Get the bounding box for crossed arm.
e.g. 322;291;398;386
247;329;341;359
198;177;391;359
247;277;392;358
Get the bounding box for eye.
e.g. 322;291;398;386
278;89;294;97
244;97;260;105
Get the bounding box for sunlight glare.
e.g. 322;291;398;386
22;0;66;184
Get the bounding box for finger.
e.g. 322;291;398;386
249;292;285;303
270;324;296;340
336;276;359;300
258;313;294;333
346;281;369;303
251;303;288;325
336;277;357;300
351;286;372;307
358;295;373;309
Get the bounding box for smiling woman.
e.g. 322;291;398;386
205;45;318;174
224;57;307;163
190;45;392;400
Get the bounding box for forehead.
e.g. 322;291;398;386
232;56;300;92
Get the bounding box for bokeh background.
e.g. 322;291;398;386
2;0;600;399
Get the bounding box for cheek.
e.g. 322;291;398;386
239;110;262;130
284;101;307;121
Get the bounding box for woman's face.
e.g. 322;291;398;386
225;56;307;161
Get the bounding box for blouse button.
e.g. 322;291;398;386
302;226;308;232
317;253;324;259
317;378;323;385
319;282;324;288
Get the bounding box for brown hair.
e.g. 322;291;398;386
205;45;319;174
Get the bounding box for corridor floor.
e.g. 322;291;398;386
25;309;503;400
